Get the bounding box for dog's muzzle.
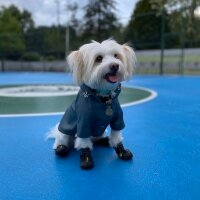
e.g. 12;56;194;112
110;64;119;73
104;64;119;83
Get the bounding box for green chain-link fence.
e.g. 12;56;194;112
0;11;200;74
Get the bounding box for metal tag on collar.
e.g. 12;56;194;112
105;96;112;104
105;105;113;116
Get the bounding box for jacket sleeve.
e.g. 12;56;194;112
75;94;94;138
58;101;77;135
110;100;125;131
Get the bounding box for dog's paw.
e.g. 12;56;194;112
55;145;70;157
114;143;133;160
80;148;94;169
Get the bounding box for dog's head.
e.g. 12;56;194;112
67;39;136;90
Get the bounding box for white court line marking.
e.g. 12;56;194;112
121;86;157;107
0;86;157;118
0;85;79;97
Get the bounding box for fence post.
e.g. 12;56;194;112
1;57;5;72
179;10;186;75
180;32;185;75
160;10;165;75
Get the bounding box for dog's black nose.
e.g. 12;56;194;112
110;64;119;73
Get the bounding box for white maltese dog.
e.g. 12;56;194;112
50;39;136;169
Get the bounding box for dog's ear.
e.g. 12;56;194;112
123;44;136;79
67;50;84;85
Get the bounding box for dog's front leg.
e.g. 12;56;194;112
54;131;72;156
109;129;123;147
109;130;133;160
75;137;94;169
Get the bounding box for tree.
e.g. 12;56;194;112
67;2;79;32
150;0;200;47
3;5;34;34
65;2;82;51
0;6;25;59
0;5;35;60
24;26;65;59
81;0;121;42
124;0;170;49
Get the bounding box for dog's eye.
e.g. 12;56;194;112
114;54;119;59
95;55;103;63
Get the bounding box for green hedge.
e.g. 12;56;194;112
21;52;40;61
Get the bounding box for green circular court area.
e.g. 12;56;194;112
0;84;153;115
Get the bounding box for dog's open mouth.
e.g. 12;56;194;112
104;73;118;83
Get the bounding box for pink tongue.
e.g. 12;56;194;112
108;75;118;83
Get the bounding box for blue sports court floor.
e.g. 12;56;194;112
0;72;200;200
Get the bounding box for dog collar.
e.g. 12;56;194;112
95;89;112;96
80;83;121;102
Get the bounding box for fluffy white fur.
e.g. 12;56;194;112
50;39;136;150
48;123;73;149
109;130;123;148
75;137;93;150
68;39;136;90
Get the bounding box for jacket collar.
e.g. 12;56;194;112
80;83;121;99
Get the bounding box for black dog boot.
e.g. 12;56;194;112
93;136;110;147
55;145;69;157
80;148;94;169
114;142;133;160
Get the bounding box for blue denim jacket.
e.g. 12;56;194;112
58;84;125;138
